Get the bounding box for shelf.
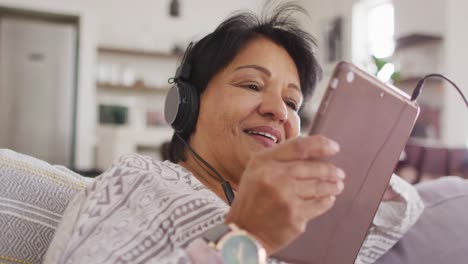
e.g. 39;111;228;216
98;46;182;59
395;34;442;50
97;82;170;93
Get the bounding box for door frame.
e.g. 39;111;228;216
0;7;79;168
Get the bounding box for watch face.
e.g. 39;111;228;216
219;233;260;264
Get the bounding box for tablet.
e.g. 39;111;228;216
273;61;420;264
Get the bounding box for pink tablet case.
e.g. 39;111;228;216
273;62;420;264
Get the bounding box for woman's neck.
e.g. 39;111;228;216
178;155;232;204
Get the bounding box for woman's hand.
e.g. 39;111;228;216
225;135;345;255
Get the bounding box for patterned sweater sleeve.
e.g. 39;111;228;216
355;174;425;264
44;154;227;264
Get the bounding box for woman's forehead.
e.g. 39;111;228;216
224;37;300;81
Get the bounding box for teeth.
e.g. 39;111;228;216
246;130;278;143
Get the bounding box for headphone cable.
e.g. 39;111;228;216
174;132;235;205
411;74;468;108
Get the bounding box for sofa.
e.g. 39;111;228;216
1;148;467;264
0;149;90;264
376;176;468;264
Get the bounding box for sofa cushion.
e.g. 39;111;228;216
0;149;90;264
376;176;468;264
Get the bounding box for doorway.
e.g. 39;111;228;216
0;7;79;167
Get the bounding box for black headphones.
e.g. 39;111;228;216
164;42;199;135
163;42;236;205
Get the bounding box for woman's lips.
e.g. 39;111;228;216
243;126;282;148
247;133;276;147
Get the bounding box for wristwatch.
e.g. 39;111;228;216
202;223;267;264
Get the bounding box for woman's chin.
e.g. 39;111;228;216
242;141;270;157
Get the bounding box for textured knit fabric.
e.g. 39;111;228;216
44;154;424;264
44;154;227;264
0;149;90;264
356;174;424;264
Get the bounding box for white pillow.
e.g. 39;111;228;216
0;149;90;264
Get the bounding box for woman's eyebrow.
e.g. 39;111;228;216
234;64;271;76
288;83;301;94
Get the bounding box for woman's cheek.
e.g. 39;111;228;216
284;113;300;138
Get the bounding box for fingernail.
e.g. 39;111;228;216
336;168;346;179
329;140;340;152
337;181;344;191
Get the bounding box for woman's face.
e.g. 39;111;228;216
190;36;303;185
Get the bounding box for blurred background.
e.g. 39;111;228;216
0;0;466;182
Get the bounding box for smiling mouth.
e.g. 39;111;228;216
244;129;278;143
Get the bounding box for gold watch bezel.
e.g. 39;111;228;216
214;223;267;264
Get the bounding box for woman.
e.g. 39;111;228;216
45;3;423;264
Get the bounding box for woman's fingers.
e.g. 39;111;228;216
284;160;346;182
294;179;344;199
259;135;340;162
227;135;345;255
277;160;345;199
300;195;337;221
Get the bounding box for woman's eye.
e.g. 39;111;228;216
244;84;260;91
286;100;299;111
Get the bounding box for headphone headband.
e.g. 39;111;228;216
174;42;194;81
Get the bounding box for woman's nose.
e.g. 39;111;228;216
258;93;288;122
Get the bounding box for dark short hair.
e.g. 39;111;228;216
168;2;322;163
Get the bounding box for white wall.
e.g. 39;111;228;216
299;0;354;64
301;0;468;147
0;0;264;170
298;0;354;114
442;0;468;147
4;0;464;167
89;0;264;52
393;0;446;39
92;0;465;147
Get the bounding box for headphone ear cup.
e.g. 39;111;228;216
164;81;199;136
178;81;200;135
164;84;181;127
